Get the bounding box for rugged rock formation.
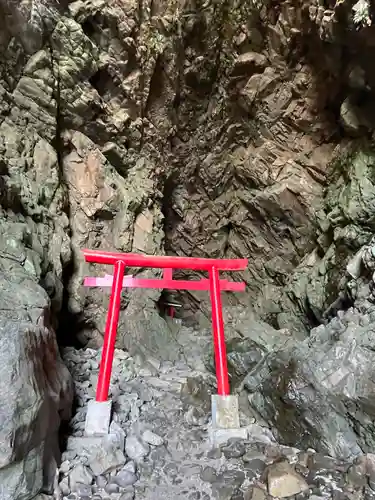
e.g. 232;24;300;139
2;0;375;343
0;69;73;498
47;309;375;499
1;0;375;498
0;0;335;341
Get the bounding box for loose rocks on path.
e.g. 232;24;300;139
46;341;375;500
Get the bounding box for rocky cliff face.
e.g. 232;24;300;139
1;0;375;498
2;0;374;343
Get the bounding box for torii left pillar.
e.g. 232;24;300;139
85;260;126;436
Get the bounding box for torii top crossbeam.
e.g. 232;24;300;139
83;249;248;271
82;249;248;403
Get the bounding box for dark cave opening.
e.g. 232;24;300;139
56;258;86;349
89;66;115;98
156;289;183;321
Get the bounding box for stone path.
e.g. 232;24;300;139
44;325;375;500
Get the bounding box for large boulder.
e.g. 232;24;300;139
243;304;375;459
276;146;375;334
204;306;293;387
0;27;74;497
0;275;72;500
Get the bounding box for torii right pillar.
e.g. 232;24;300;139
209;266;244;439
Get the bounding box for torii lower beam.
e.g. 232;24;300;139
81;249;248;437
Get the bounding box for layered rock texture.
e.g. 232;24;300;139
1;0;375;498
2;0;374;341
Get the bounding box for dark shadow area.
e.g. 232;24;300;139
286;3;375;143
81;17;97;38
58;396;80;454
56;259;86;349
89;66;114;97
156;290;170;319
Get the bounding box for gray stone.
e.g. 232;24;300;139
243;458;267;476
69;464;93;490
119;489;135;500
210;427;248;447
122;461;137;474
142;430;164;446
125;435;150;462
211;469;246;500
207;448;222;459
347;464;368;488
74;483;92;497
267;461;309;498
0;316;72;500
200;466;218;483
113;470;138;487
244;307;375;458
88;444;126;476
60;461;72;474
244;486;267;500
221;438;246;459
96;475;107;488
105;483;120;494
59;477;70;496
109;421;127;451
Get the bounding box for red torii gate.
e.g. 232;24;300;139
82;249;248;408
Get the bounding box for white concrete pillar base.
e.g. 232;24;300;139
84;400;112;436
211;394;240;429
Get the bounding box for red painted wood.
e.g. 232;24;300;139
209;266;230;396
82;249;247;403
83;249;248;271
83;276;245;292
96;261;125;402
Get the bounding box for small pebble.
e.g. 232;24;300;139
125;435;150;462
96;475;107;488
114;470;138;487
60;460;71;474
200;466;217;483
142;430;164;446
105;483;120;494
123;461;137;474
74;483;92;496
69;464;93;489
119;489;135;500
221;439;246;459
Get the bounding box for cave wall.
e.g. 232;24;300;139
1;0;375;339
1;1;375;495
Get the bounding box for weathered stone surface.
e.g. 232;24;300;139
0;108;73;500
1;1;375;498
267;461;309;498
88;444;126;476
0;314;72;499
125;435;150;463
142;430;164;447
244;300;375;458
113;470;138;488
69;464;93;490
